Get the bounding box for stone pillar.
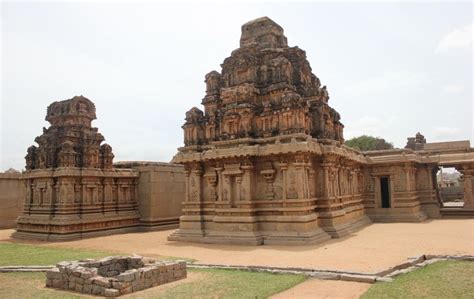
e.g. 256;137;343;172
302;161;310;198
348;170;354;196
404;165;411;192
463;174;473;208
25;179;33;213
279;161;288;200
241;163;254;201
223;175;231;204
190;165;203;202
321;163;330;198
261;169;275;200
457;165;474;209
104;179;113;202
215;166;223;201
293;157;306;199
184;168;191;202
235;175;243;201
205;173;218;201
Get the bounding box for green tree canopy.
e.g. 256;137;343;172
345;135;394;151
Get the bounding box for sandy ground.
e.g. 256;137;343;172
270;279;371;299
1;219;473;273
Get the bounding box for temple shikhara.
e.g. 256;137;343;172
169;17;474;245
14;96;141;240
8;17;474;244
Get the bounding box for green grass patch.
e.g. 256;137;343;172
0;243;113;266
0;244;306;298
149;268;307;299
0;268;306;299
362;260;474;299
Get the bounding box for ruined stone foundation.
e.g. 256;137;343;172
46;255;186;297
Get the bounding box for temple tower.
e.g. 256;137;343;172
169;17;370;245
14;96;140;240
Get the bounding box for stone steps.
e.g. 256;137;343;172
441;208;474;218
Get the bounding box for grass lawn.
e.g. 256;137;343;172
142;268;306;299
0;243;306;298
0;269;306;299
362;260;474;299
0;243;114;266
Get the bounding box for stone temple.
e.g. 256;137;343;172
169;17;474;245
7;17;474;244
14;96;140;240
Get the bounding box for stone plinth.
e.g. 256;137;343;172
46;255;187;297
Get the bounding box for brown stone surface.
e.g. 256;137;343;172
0;173;24;228
14;96;141;240
114;162;185;230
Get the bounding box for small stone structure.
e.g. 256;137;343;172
46;255;186;297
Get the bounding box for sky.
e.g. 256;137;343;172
1;1;472;171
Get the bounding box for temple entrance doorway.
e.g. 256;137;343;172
380;177;391;208
436;167;463;206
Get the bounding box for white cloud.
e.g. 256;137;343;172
341;71;424;96
436;23;473;53
442;84;465;94
345;116;383;138
432;126;463;141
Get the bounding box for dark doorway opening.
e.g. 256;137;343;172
380;177;391;208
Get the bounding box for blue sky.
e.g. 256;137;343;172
1;1;472;170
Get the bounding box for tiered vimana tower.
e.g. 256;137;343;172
169;17;370;245
14;96;140;240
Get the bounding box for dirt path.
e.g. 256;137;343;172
270;279;371;299
1;219;473;273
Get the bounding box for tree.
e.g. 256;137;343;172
345;135;394;151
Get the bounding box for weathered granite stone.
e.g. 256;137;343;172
45;256;186;297
105;288;120;297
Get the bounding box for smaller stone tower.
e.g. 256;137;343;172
14;96;140;241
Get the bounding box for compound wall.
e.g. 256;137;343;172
0;173;25;228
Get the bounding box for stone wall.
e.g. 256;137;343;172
0;173;25;228
46;255;186;297
114;162;185;230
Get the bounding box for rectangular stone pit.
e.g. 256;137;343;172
46;255;187;297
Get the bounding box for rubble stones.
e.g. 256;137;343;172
45;256;187;297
